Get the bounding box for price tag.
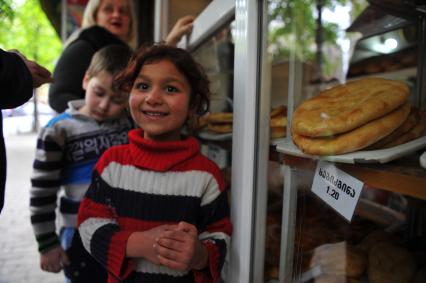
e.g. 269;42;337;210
311;161;363;222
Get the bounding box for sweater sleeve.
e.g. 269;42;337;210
77;158;134;280
0;48;33;109
48;40;95;113
29;121;65;253
194;165;232;283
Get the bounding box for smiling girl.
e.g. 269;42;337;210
77;45;232;283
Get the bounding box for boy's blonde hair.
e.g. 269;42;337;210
87;44;133;92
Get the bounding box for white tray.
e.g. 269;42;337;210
275;136;426;164
197;130;232;141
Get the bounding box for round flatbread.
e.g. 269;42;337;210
367;107;420;150
207;123;233;134
205;112;233;124
292;78;410;137
292;102;411;155
381;110;426;148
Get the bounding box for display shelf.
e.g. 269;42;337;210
280;153;426;201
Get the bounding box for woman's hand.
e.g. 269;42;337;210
165;15;195;46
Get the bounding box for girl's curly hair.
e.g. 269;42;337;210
116;44;210;117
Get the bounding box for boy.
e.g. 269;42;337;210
30;45;133;283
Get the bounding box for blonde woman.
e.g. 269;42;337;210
48;0;194;113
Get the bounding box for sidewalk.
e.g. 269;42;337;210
0;131;62;283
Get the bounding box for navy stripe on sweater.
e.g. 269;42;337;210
33;160;63;171
85;174;201;223
31;211;55;224
90;223;119;269
31;179;61;188
37;139;62;151
30;195;57;206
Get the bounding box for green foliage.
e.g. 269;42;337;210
268;0;367;70
267;0;369;79
0;0;62;72
0;0;14;21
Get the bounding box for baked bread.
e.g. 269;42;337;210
207;123;233;134
271;126;286;139
205;112;233;123
309;241;367;278
292;78;410;137
368;242;417;283
292;102;411;155
367;107;420;150
357;230;398;253
380;109;426;148
271;105;287;117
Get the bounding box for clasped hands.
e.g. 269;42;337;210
127;221;208;271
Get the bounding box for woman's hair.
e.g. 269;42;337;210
67;0;138;49
117;44;211;118
86;45;133;92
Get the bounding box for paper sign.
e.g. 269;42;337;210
311;161;363;222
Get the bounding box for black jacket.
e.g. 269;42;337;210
0;48;33;212
48;26;127;113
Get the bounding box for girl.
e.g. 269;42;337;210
78;45;232;283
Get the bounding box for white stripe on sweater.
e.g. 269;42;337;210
101;162;221;206
79;218;116;255
133;259;189;277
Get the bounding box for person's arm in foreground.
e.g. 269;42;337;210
0;48;52;109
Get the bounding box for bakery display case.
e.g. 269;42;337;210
157;0;425;282
268;0;426;282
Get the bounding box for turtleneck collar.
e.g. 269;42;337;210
128;128;200;171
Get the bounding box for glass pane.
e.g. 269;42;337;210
264;1;425;282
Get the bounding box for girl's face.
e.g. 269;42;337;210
129;59;192;142
96;0;131;42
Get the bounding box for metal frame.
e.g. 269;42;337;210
155;1;267;282
177;0;235;50
154;0;169;42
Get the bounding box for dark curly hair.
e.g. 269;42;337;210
116;44;210;118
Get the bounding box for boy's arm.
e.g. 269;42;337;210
29;125;65;254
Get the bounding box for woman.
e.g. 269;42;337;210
48;0;194;113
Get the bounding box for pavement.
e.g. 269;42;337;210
0;123;63;283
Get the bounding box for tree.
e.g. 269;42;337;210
0;0;62;131
268;0;367;78
0;0;62;72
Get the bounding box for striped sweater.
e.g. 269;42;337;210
77;128;232;283
30;100;133;253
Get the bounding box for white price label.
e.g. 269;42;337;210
311;161;364;222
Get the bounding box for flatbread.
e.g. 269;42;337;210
381;109;426;148
367;107;420;150
292;102;411;155
292;78;410;137
207;123;233;134
205;112;233;123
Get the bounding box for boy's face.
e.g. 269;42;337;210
129;59;192;142
80;70;129;122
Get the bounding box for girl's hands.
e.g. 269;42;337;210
154;221;208;271
126;224;177;264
